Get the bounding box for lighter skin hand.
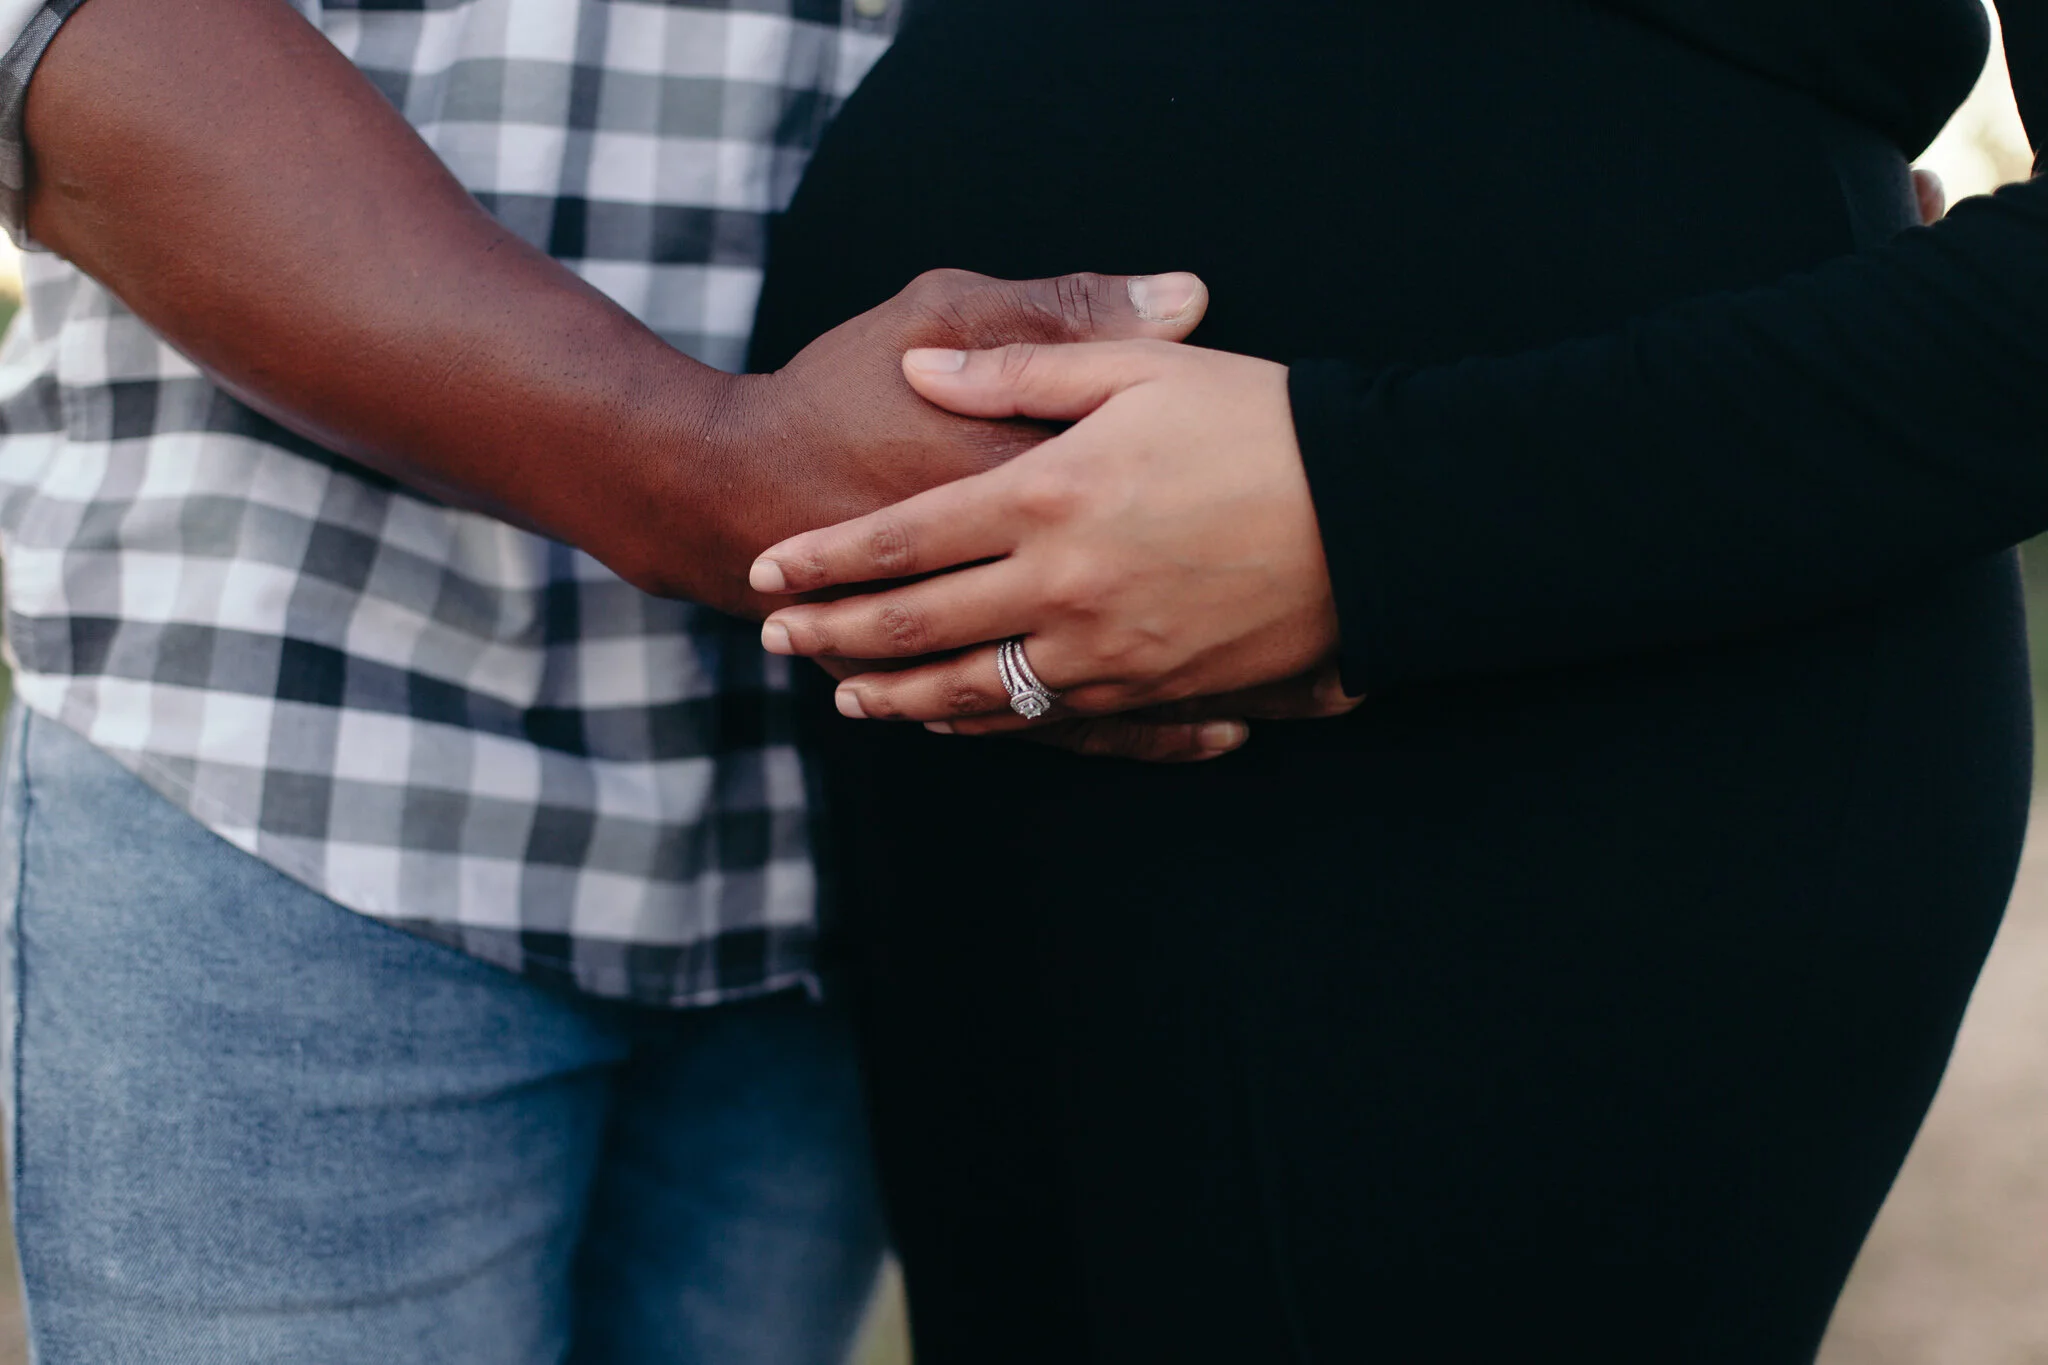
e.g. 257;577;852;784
750;340;1345;727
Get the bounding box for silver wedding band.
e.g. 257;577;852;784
997;638;1059;720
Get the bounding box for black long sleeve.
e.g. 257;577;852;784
1293;0;2048;693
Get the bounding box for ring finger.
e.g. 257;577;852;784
833;637;1113;723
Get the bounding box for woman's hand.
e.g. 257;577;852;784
808;653;1274;762
930;660;1359;742
750;340;1346;724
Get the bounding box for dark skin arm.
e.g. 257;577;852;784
19;0;1267;761
20;0;1207;621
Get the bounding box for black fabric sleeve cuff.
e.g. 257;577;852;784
1286;171;2048;700
1289;358;1386;699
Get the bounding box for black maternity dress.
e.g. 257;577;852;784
748;1;2048;1360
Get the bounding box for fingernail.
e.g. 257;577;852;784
904;348;967;374
750;559;787;593
760;621;792;655
835;688;868;720
924;722;955;735
1128;273;1201;323
1198;721;1249;751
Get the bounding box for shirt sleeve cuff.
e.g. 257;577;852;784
0;0;90;246
1288;357;1384;699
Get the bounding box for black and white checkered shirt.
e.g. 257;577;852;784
0;0;896;1006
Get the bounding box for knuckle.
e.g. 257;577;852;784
859;689;905;721
780;549;831;592
1110;676;1159;710
1089;632;1137;671
1060;683;1122;716
785;618;831;654
1133;643;1178;680
971;278;1090;346
1076;628;1155;681
876;602;930;653
1113;627;1179;681
1052;272;1110;335
863;519;917;576
1012;471;1083;526
909;268;974;301
1138;671;1197;706
943;681;996;716
906;269;979;337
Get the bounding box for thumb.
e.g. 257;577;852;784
1011;271;1210;343
909;269;1209;349
902;340;1164;422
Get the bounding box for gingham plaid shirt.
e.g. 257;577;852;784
0;0;896;1006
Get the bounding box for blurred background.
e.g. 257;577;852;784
0;10;2044;1364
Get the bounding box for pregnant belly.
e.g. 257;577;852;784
753;0;1913;375
750;0;2016;934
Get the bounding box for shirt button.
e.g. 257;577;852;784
853;0;889;17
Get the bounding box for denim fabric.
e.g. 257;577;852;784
0;707;886;1365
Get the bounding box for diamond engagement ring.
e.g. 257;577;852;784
996;638;1060;720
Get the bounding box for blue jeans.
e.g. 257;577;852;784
0;708;886;1364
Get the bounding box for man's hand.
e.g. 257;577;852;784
684;268;1207;617
22;0;1205;622
21;0;1234;762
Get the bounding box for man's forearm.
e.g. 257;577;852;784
22;0;1214;621
24;0;744;600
